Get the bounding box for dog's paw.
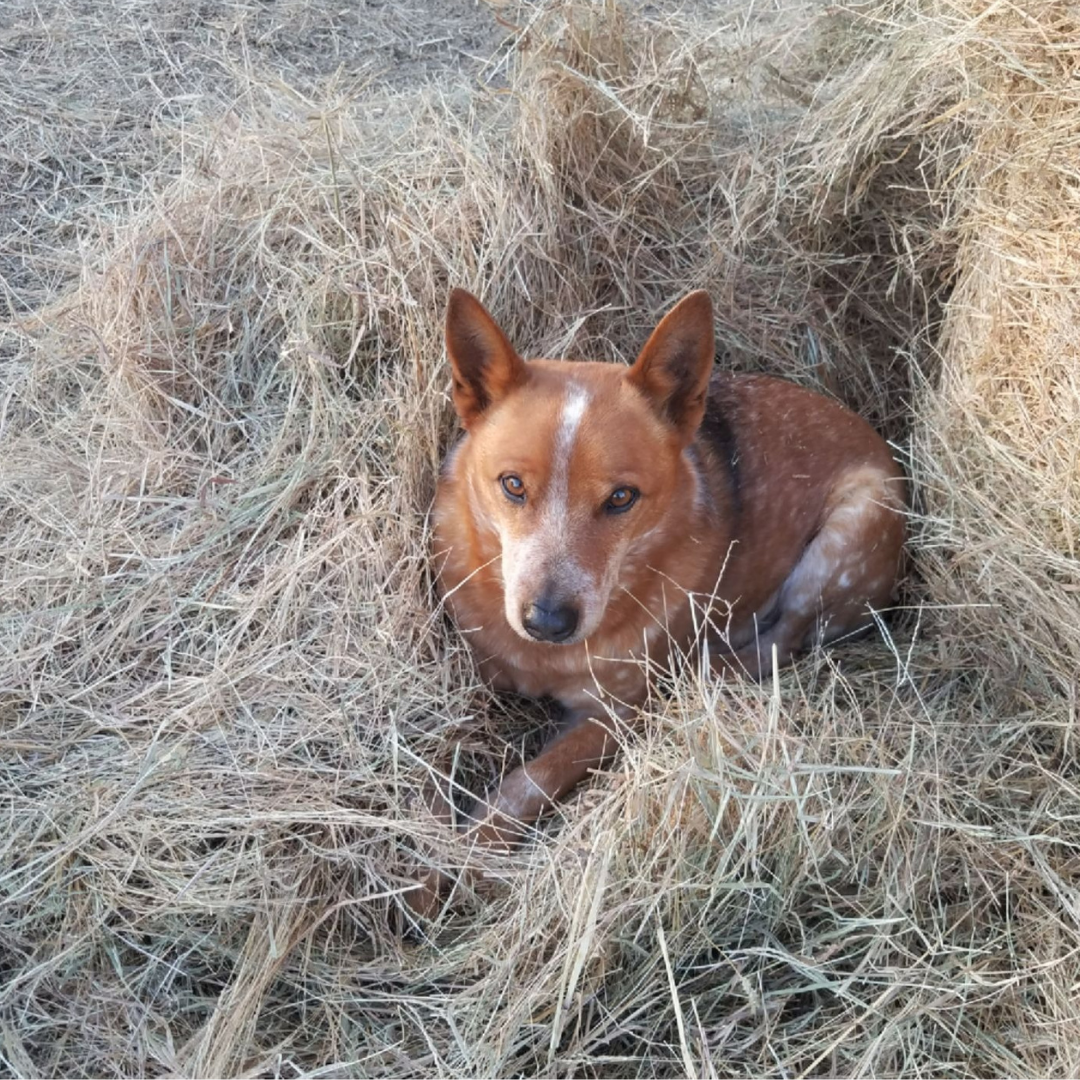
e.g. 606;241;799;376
401;865;453;922
395;774;459;926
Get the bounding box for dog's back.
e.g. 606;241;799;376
693;372;905;671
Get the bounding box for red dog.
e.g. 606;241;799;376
412;289;905;913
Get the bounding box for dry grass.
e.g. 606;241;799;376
2;0;1079;1076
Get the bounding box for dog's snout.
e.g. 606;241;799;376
521;599;579;643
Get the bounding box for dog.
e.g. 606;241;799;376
410;288;905;915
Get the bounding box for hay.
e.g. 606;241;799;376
2;0;1079;1076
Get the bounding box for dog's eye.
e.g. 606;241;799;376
605;486;638;514
501;474;526;503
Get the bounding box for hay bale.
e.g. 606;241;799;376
915;3;1080;688
787;0;1080;692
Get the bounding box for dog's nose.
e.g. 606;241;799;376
521;600;579;643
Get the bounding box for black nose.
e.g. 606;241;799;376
521;600;579;643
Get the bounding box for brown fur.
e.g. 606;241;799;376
409;289;906;916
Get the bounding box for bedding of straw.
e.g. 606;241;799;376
2;0;1079;1076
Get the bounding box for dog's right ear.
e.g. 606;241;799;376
445;289;526;428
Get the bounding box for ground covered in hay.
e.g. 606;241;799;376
2;0;1079;1077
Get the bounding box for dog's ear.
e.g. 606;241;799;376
445;289;527;428
626;291;714;442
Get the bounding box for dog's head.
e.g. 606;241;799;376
444;289;714;645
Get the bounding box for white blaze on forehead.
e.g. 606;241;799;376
551;383;590;508
561;382;590;431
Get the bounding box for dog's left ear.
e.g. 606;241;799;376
626;291;714;442
445;289;527;429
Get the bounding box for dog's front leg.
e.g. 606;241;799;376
403;774;457;919
463;704;631;854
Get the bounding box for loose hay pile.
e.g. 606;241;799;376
2;0;1079;1076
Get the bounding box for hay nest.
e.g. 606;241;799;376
2;0;1078;1076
